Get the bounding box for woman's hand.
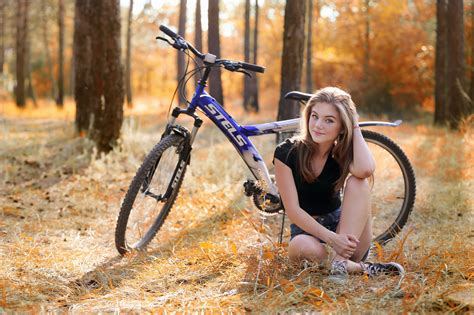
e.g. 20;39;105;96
352;109;360;128
328;233;359;259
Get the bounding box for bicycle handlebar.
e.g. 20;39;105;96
159;25;178;39
239;61;265;73
159;24;265;74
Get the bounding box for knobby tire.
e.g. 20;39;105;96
115;134;188;256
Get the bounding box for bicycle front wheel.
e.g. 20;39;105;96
115;134;189;255
362;130;416;244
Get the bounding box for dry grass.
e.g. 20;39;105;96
0;99;473;313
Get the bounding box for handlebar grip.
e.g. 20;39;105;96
160;25;178;39
240;62;265;73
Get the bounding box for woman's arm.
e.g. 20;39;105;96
275;159;358;258
349;113;375;178
275;159;334;242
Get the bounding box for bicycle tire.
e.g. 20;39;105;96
115;134;189;255
361;129;416;244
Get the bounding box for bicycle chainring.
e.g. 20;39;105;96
252;193;283;216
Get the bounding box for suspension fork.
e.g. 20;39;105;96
146;107;203;201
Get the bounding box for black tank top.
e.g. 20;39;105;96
273;139;342;216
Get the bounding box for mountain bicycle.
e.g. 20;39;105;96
114;25;416;256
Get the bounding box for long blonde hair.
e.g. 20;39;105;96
294;87;357;191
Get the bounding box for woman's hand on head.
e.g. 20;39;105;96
329;233;359;259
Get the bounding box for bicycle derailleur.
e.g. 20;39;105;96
243;179;283;216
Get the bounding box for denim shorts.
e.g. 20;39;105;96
290;207;342;242
289;207;370;261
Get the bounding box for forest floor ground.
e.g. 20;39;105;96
0;99;473;313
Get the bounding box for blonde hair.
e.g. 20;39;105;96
294;87;357;191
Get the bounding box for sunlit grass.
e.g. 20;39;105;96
0;99;473;312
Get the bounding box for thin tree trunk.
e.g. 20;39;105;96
0;0;5;74
26;44;37;107
251;0;259;112
69;52;75;96
434;0;447;125
177;0;187;106
194;0;202;85
125;0;133;107
470;0;474;113
74;0;93;133
57;0;65;106
41;0;57;100
25;0;35;107
208;0;224;106
276;0;306;133
306;0;313;93
447;0;467;129
15;0;27;107
363;0;370;83
243;0;251;111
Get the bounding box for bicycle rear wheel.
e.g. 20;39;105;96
115;134;189;255
362;130;416;244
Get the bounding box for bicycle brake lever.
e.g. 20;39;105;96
156;36;173;45
173;37;189;51
237;69;252;78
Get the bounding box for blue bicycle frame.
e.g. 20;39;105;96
166;85;402;199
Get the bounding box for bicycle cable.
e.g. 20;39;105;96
178;52;192;106
167;49;212;121
166;51;197;121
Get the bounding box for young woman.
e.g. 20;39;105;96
274;87;404;277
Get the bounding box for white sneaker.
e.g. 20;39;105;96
361;261;405;277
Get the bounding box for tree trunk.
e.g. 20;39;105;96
470;0;474;113
276;0;306;142
69;53;75;96
208;0;224;106
251;0;259;112
194;0;202;85
90;0;124;153
0;0;5;74
447;0;467;129
73;0;93;133
243;0;251;111
26;43;37;107
434;0;447;125
177;0;187;106
57;0;65;106
41;0;57;100
305;0;313;93
125;0;133;107
363;0;370;84
15;0;27;107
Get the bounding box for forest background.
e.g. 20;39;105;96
0;0;473;313
1;0;473;123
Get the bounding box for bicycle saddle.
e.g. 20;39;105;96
284;91;313;102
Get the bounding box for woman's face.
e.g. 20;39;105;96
308;102;343;145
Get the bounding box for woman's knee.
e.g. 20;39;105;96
345;176;370;194
288;236;328;262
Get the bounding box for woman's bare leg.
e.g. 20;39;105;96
333;176;372;272
289;234;328;264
